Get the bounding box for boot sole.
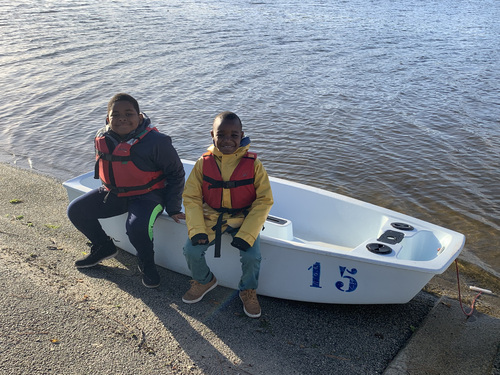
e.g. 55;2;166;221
137;264;160;289
75;251;118;269
242;306;261;318
138;266;160;288
240;294;262;318
142;279;160;288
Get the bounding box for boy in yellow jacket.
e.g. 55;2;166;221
182;111;273;318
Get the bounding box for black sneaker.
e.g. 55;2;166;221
75;238;118;268
138;260;160;288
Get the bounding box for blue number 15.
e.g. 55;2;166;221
308;263;358;293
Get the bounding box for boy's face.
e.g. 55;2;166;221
107;100;143;136
211;117;244;155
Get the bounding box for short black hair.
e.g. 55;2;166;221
107;93;140;114
214;111;242;128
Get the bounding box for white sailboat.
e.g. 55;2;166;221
63;160;465;304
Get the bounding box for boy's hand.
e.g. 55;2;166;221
191;233;209;246
170;212;186;223
231;237;251;251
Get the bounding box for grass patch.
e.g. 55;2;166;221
44;224;60;229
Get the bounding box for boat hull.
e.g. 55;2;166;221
63;160;465;304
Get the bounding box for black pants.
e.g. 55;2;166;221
67;187;164;263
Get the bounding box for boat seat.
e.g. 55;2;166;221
262;215;293;240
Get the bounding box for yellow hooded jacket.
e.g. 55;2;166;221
183;143;274;247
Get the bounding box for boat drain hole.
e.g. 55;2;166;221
391;222;414;231
366;243;393;254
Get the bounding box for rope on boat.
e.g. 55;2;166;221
455;259;483;317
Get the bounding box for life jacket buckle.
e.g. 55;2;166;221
223;181;236;189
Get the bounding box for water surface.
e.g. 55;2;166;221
0;0;498;276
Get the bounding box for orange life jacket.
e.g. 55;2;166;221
202;151;257;257
201;151;256;211
94;126;165;197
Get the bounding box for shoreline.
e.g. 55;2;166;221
1;162;499;374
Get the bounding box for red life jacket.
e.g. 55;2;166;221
94;126;165;197
201;151;257;211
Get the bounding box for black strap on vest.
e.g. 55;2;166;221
94;158;100;180
211;213;226;258
210;207;250;258
98;153;133;162
203;175;255;190
102;174;166;195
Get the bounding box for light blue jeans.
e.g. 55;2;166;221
183;228;261;291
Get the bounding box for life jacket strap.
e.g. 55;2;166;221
102;174;166;195
210;206;250;258
94;158;100;180
97;152;133;162
203;175;255;190
211;213;226;258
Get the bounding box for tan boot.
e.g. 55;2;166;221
182;276;218;304
239;289;261;318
